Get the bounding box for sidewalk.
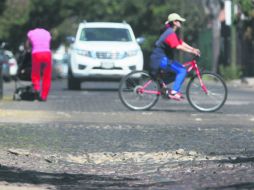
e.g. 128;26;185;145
229;77;254;88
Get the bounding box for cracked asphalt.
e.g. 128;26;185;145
0;79;253;190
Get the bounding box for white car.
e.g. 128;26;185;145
2;50;18;81
53;45;69;79
68;21;144;90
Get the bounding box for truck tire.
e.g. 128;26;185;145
67;68;81;90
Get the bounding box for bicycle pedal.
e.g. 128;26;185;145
161;88;170;98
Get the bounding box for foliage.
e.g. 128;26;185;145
239;0;254;17
0;0;6;15
238;0;254;46
0;0;206;52
219;65;242;80
0;0;251;78
0;0;251;80
0;0;30;40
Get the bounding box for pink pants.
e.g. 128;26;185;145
31;52;52;100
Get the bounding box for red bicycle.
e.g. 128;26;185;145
118;57;227;112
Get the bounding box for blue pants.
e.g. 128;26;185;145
160;57;187;92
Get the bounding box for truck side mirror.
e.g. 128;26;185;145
66;36;75;44
136;37;145;45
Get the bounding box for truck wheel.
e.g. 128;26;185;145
67;69;81;90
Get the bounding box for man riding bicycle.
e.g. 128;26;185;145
150;13;200;101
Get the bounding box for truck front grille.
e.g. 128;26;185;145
96;51;122;60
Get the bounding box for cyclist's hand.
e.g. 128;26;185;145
192;48;201;57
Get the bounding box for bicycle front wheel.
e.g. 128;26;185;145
186;72;227;112
118;71;160;111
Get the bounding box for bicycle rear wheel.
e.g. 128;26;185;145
186;72;227;112
118;71;160;110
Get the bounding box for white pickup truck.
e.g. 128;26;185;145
68;21;144;90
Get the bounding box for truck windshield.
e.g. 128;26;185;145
80;28;132;42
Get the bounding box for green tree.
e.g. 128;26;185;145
0;0;207;54
239;0;254;41
0;0;7;15
0;0;30;47
239;0;254;17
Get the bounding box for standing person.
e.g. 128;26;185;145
26;27;52;101
150;13;200;101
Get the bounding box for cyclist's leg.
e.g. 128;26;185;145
158;56;170;84
168;61;187;92
149;54;161;79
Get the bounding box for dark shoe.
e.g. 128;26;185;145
34;91;40;101
38;97;47;102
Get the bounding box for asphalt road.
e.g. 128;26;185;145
0;79;253;190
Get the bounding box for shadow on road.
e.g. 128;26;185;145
218;156;254;164
204;182;254;190
0;164;176;189
0;164;136;189
65;87;118;92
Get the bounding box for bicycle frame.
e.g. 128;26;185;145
138;79;161;95
183;59;208;94
139;58;208;95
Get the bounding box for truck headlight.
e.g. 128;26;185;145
74;48;93;57
123;49;139;58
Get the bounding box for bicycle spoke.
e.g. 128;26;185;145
119;71;160;110
187;72;227;112
126;78;137;88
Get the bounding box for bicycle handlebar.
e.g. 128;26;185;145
193;55;200;61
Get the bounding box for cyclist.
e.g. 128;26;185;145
150;13;200;101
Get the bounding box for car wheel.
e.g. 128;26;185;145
3;76;11;82
67;68;81;90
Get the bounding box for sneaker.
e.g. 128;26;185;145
177;92;184;99
168;91;184;101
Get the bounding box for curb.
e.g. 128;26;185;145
228;77;254;88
